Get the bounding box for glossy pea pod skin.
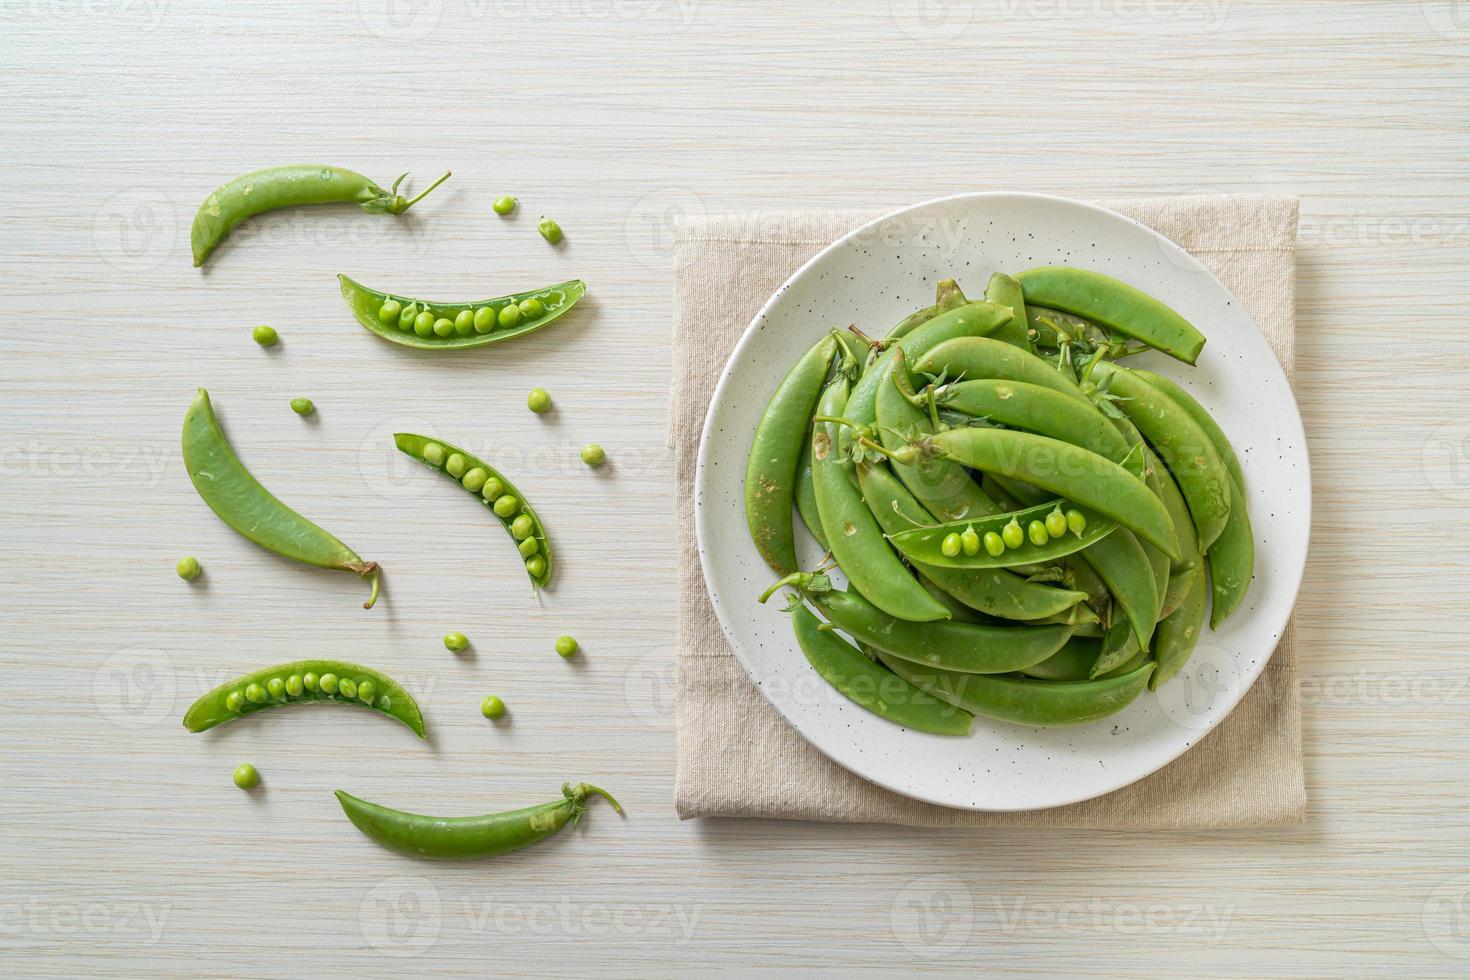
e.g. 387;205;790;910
880;653;1154;727
935;378;1132;461
793;429;828;551
335;783;621;860
1131;368;1246;492
1022;636;1152;683
182;388;380;608
1015;266;1207;365
789;603;973;735
192;165;449;267
983;271;1032;348
887;498;1116;570
914;336;1090;405
183;659;424;737
394;433;551;590
1151;564;1209;689
745;334;838;574
339;275;586;351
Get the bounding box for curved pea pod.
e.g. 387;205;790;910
915;336;1090;404
888;498;1116;569
746;334;838;574
886;302;938;341
394;433;551;591
813;587;1073;674
1159;564;1202;621
880;653;1154;727
1205;481;1255;628
183;659;424;737
794;429;828;551
335;783;621;861
935;378;1132;460
789;603;973;735
1091;362;1231;551
811;380;948;623
1015;266;1206;365
1020;636;1100;681
894;428;1180;560
1147;443;1203;573
856;463;1088;621
1081;527;1160;653
1088;615;1141;678
192;165;450;267
1131;367;1246;492
1150;566;1208;690
182;388;380;608
983;271;1032;348
339;275;586;351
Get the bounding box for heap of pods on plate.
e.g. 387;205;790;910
749;267;1254;733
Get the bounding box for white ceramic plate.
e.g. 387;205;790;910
694;192;1309;811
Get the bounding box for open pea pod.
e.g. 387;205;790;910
394;433;551;591
1016;266;1206;365
339;275;586;350
887;498;1116;570
183;659;424;737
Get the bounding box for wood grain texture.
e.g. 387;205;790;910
3;1;1469;975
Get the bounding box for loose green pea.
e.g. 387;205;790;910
252;324;278;347
498;304;522;329
493;494;519;518
303;672;320;692
519;298;544;319
481;694;506;718
176;556;201;581
480;476;504;501
960;527;981;556
1028;520;1049;547
233;763;259;789
414;310;435;336
581;443;606;467
445;453;467;479
473;306;495;333
983;531;1005;557
525;555;547;578
356;679;376;704
1002;518;1024;550
266;677;286;700
337;677;358;700
285;675;304;698
225;690;243;712
245;682;266;704
518;536;539;557
538;216;563;244
510;514;535;540
290;397;314;416
492;195;517;215
453;310;475;336
527;387;551;414
940;532;962;558
1066;509;1087;536
433;317;454;338
319;672;339;695
378;300;402;323
444;631;469;653
422;442;446;466
462;467;488;492
1046;507;1068;539
555;635;578;657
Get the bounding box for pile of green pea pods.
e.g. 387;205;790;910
749;267;1253;734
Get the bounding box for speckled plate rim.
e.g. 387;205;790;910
694;191;1309;811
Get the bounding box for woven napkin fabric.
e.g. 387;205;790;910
670;195;1303;828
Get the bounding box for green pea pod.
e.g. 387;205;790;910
182;388;380;608
1147;444;1203;573
794;429;828;551
1015;266;1207;365
339;275;586;351
1088;614;1141;678
1206;481;1255;628
1151;567;1208;690
890;428;1180;560
1028;601;1101;628
1026;306;1110;351
880;653;1154;727
183;659;424;737
933;378;1132;460
746;334;838;574
1159;565;1201;621
1135;443;1176;620
915;336;1089;404
808;585;1072;674
856;463;1088;621
394;433;551;591
934;277;969;313
983;271;1032;348
887;303;939;341
1081;528;1160;653
1130;367;1246;492
888;498;1116;569
1020;636;1100;681
1091;362;1231;551
192;165;450;267
789;603;973;735
335;783;621;860
811;380;948;622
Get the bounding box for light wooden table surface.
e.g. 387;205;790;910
6;2;1470;976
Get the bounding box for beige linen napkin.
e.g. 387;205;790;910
670;195;1303;828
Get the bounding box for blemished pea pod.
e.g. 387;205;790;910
182;388;380;608
1015;266;1207;365
394;433;551;591
1159;565;1201;621
887;497;1116;569
192;165;450;267
1130;367;1246;492
1151;565;1208;689
856;463;1088;621
794;429;828;551
746;334;838;574
880;653;1154;727
983;271;1032;348
788;603;973;735
1205;481;1255;628
1091;362;1231;551
1088;614;1141;678
914;336;1090;405
339;275;586;351
883;428;1180;560
932;378;1132;461
335;783;621;860
183;659;424;737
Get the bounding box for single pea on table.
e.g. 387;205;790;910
444;631;470;653
527;387;551;414
555;635;578;658
176;556;201;581
233;763;259;789
492;195;517;215
290;398;314;416
481;695;506;719
252;324;278;347
581;444;606;467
